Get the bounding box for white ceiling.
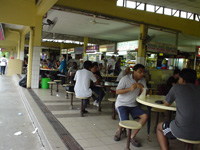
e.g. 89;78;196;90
4;0;200;52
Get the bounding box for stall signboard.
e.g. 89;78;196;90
68;48;74;53
86;45;98;53
99;44;115;52
61;49;67;54
75;47;83;54
147;42;177;55
197;46;200;57
117;40;138;51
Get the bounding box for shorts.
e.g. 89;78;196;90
116;106;146;121
162;121;176;139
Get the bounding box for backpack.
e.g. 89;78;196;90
19;75;27;88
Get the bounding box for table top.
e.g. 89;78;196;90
96;81;118;87
136;95;176;111
102;74;118;78
40;68;59;71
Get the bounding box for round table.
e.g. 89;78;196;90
136;95;176;140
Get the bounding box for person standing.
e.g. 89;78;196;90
157;68;200;150
107;55;115;74
59;55;67;84
114;64;148;147
114;57;121;76
0;55;8;75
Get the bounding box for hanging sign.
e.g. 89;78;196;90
99;44;115;52
197;46;200;57
68;48;74;53
117;40;138;51
61;49;67;54
86;45;98;53
147;42;177;55
75;47;83;54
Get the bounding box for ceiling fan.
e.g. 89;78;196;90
89;15;109;25
43;17;58;31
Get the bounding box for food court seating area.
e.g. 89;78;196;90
29;82;200;150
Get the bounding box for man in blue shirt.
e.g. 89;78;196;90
59;55;67;84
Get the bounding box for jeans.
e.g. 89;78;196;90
92;87;105;102
83;99;89;110
1;66;6;75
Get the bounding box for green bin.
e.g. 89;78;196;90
41;78;50;89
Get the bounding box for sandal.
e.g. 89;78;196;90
114;131;121;141
130;137;141;147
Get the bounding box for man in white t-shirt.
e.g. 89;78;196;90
0;55;8;75
114;64;148;147
74;61;98;113
116;66;131;82
107;55;115;74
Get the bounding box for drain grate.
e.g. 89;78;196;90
28;89;83;150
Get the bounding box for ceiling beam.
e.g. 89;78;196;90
37;0;58;16
0;0;36;26
56;0;200;38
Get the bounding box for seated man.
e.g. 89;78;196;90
157;68;200;150
166;69;180;89
74;61;98;113
116;66;131;82
90;62;105;107
47;59;53;69
114;64;148;147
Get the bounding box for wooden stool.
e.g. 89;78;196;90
66;91;74;109
48;81;56;95
108;98;117;120
119;120;142;150
76;96;89;117
151;108;166;133
177;138;200;150
54;80;62;92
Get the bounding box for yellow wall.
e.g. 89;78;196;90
0;0;36;26
7;59;23;76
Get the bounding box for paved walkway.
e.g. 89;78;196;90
0;75;44;150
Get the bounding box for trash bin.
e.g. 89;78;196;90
41;78;50;89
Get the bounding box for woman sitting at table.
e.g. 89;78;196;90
90;62;105;107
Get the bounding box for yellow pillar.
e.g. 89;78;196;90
83;37;88;57
17;40;21;59
60;42;64;57
20;34;25;55
138;24;148;65
27;27;34;88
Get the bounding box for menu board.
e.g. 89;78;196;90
147;42;177;55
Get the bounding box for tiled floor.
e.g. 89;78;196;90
32;84;199;150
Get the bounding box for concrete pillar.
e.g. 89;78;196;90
31;46;41;88
27;27;34;88
137;24;148;65
83;37;88;58
20;34;25;61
